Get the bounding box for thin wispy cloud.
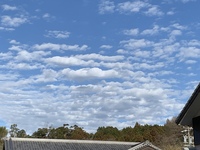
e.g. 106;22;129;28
45;30;70;39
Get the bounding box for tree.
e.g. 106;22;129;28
94;126;121;141
9;124;19;137
17;129;27;138
32;128;48;138
162;117;183;146
0;127;8;138
70;125;90;140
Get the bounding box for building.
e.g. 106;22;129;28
176;83;200;150
3;138;161;150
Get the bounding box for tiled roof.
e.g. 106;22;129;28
129;140;161;150
3;138;161;150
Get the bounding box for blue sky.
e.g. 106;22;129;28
0;0;200;134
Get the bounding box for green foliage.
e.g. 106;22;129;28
17;129;27;138
32;124;90;140
94;126;121;141
32;128;49;138
0;127;8;138
70;125;90;140
121;123;165;143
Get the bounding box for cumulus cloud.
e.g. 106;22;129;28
100;45;113;49
7;62;42;70
99;0;164;16
61;68;120;80
123;28;139;36
144;5;164;16
15;50;51;62
121;39;154;49
117;1;163;16
75;53;124;62
99;0;115;14
45;56;97;67
33;43;89;51
169;30;182;38
1;15;28;27
141;25;160;35
45;54;129;69
117;1;149;13
9;40;20;45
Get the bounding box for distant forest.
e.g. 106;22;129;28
0;117;185;150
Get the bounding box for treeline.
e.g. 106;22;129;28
0;117;184;150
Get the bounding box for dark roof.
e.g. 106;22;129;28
176;82;200;126
3;138;161;150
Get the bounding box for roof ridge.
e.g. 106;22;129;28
6;138;139;145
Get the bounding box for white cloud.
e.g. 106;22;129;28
42;13;55;21
180;0;196;3
1;4;17;11
9;40;20;45
188;39;200;46
32;69;58;82
185;60;197;64
171;23;187;30
117;1;149;13
45;54;129;69
117;1;163;16
167;10;175;15
9;45;25;51
33;43;89;51
177;47;200;59
0;52;13;60
132;50;151;58
144;5;164;16
141;25;160;35
7;62;41;70
75;53;124;62
61;68;120;80
45;30;70;39
100;45;113;49
43;13;50;18
170;30;182;37
99;0;115;14
121;39;154;49
1;15;28;27
45;56;97;67
123;28;139;36
0;26;14;31
15;50;51;62
98;0;164;17
116;49;129;54
133;62;165;70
